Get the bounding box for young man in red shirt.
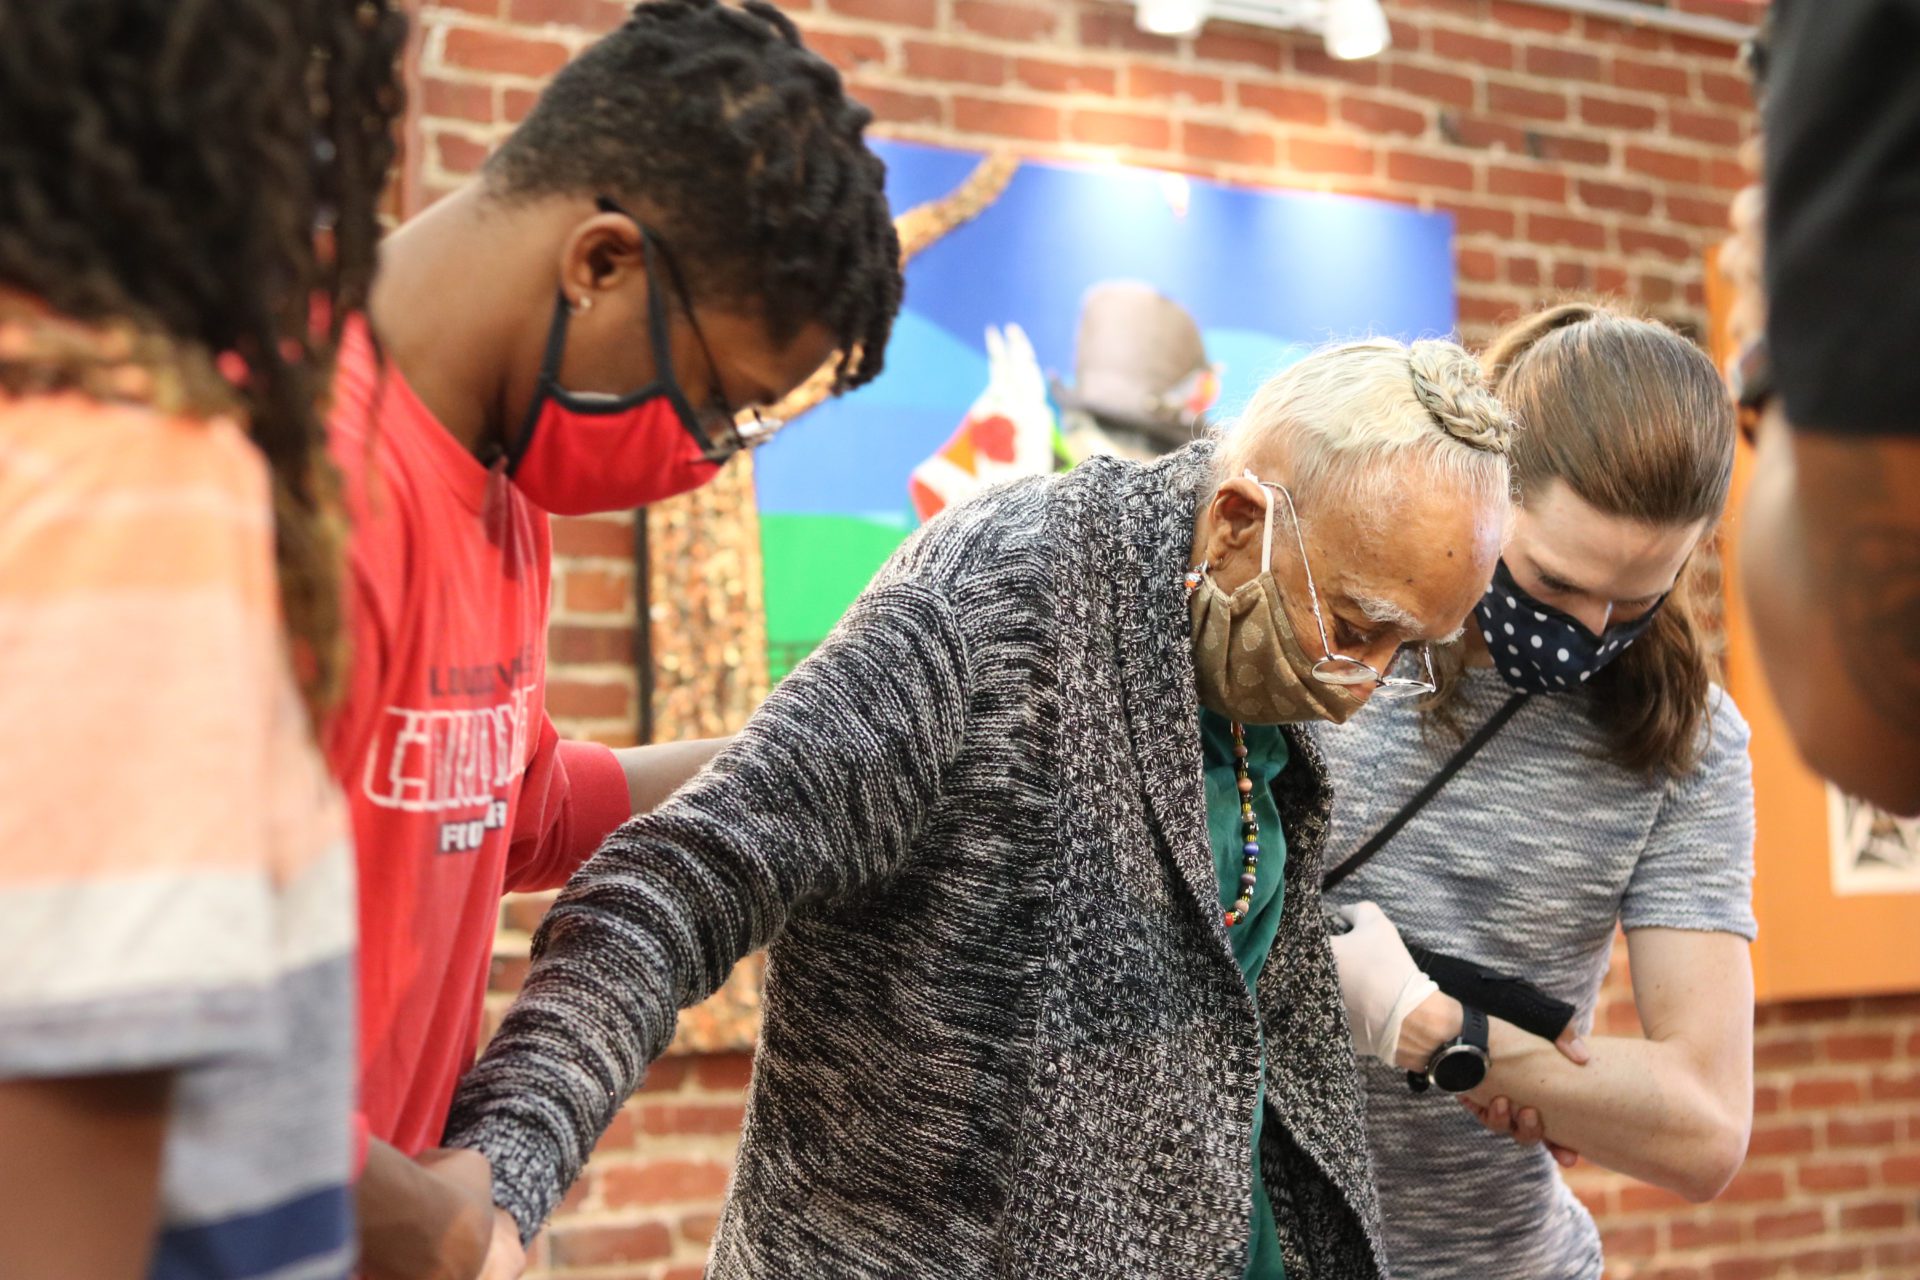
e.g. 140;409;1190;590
324;4;903;1274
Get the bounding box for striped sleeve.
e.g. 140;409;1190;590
0;394;296;1076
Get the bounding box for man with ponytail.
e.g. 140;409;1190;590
1322;304;1756;1280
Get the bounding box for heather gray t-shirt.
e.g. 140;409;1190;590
1316;667;1756;1280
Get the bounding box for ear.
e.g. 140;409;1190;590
557;209;646;308
1203;476;1271;565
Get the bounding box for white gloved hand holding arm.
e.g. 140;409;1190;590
1328;901;1442;1064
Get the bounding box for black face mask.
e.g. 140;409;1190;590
1474;560;1666;695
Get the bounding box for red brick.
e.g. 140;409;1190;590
552;515;635;559
1617;227;1691;263
600;1106;638;1151
1827;1031;1899;1063
505;0;625;24
1799;1159;1874;1193
694;1051;755;1091
1753;1082;1783;1115
550;624;632;666
1668;194;1730;229
433;131;490;176
433;0;499;13
1506;253;1542;286
1076;5;1177;56
637;1057;692;1094
1288;137;1376;176
861;87;944;127
1870;1070;1920;1101
1195;30;1283;70
1745;1120;1817;1157
1670;1216;1743;1250
1826;1114;1899;1148
1769;999;1863;1025
1876;1239;1920;1267
663;1268;705;1280
1840;1199;1910;1231
1457;293;1519;328
1884;1154;1920;1186
1126;64;1227;105
422;77;494;125
1674;0;1764;24
489;952;530;994
1438;112;1527;153
503;87;540;124
1754;1036;1820;1070
1488;82;1568;122
1437;199;1517;238
1292;44;1383;86
1756;1209;1828;1243
600;1159;733;1206
954;96;1059;142
1524;44;1604;82
1340;94;1428;138
1239;82;1329;126
1389;63;1476;109
1789;1076;1865;1109
1700;68;1753;108
679;1212;721;1247
1580;93;1658;130
1710;1260;1783;1280
545;679;630;721
1715;1168;1790;1204
565;567;630;614
1612;55;1689;96
1669;106;1744;147
1386;149;1475;191
954;0;1057;41
1068;108;1171;150
1183;121;1275;167
1489;0;1572;32
1534;130;1610;166
805;31;888;73
442;27;571;78
1430;27;1514;70
1619;1181;1691;1213
825;0;936;26
1566;1177;1613;1217
1625;142;1704;185
1489;164;1566;202
1528;212;1606;251
903;41;1007;87
1578;179;1653;216
1785;1246;1868;1276
1602;1222;1658;1257
1553;261;1590;290
1707;156;1751;192
1015;57;1117;95
1458;247;1498;283
638;1100;750;1136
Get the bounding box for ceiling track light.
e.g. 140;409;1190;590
1135;0;1209;37
1128;0;1392;61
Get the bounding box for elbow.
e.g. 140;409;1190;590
1676;1110;1751;1204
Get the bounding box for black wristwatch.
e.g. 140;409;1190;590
1407;1003;1490;1095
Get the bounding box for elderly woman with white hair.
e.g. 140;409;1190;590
444;338;1515;1279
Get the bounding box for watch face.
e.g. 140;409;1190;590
1430;1045;1490;1094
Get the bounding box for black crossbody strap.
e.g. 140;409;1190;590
1322;694;1529;893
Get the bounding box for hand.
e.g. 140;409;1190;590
1328;901;1440;1064
478;1209;527;1280
1459;1094;1582;1169
415;1146;492;1203
360;1142;497;1280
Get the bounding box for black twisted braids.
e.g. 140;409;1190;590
0;0;407;718
488;0;902;391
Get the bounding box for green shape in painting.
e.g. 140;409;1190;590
760;511;913;680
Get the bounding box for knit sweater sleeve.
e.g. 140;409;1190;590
443;580;972;1238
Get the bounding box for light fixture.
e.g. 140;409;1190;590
1323;0;1389;60
1135;0;1208;37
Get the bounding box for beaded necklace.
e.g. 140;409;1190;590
1185;560;1263;929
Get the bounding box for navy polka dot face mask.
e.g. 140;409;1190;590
1475;559;1666;695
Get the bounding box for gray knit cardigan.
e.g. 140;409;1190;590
445;442;1387;1279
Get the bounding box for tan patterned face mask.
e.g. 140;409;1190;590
1187;482;1368;726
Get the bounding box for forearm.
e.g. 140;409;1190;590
1399;997;1745;1200
0;1072;170;1280
358;1140;492;1280
614;737;729;815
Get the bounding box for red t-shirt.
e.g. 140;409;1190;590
326;320;632;1156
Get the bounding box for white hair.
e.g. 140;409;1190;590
1216;337;1515;522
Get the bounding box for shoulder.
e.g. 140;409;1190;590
1692;683;1755;779
872;471;1062;596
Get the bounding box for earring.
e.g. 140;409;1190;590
570;295;594;316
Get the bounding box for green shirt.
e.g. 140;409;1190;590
1199;708;1289;1280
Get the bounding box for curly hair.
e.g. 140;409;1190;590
487;0;902;392
0;0;408;718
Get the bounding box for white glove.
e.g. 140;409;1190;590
1329;901;1440;1064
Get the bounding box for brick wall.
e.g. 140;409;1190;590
400;0;1920;1274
